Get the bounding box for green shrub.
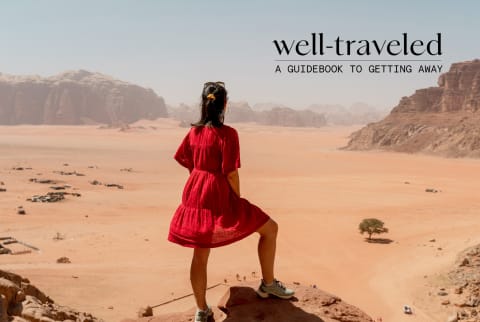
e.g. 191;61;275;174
359;218;389;240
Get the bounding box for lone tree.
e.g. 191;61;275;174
359;218;389;240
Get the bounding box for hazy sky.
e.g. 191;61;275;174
1;1;479;110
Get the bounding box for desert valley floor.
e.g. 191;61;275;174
1;119;480;321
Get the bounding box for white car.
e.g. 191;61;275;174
403;305;413;314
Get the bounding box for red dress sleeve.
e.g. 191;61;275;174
174;130;194;171
222;128;241;175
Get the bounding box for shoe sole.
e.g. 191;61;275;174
256;288;294;300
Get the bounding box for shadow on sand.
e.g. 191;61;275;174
213;286;325;322
365;238;393;244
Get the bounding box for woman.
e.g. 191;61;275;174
168;81;294;322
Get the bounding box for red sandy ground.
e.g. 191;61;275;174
1;119;479;321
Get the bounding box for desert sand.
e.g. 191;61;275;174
1;119;480;321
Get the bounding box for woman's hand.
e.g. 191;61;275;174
226;170;240;197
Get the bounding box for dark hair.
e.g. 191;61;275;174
191;81;228;127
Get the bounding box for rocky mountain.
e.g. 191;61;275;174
257;106;326;127
121;281;373;322
252;102;290;111
225;101;257;123
308;102;387;125
170;101;327;128
0;70;167;125
345;59;480;157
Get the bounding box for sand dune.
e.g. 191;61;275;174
1;119;480;321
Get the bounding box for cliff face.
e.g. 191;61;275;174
345;59;480;157
391;60;480;113
0;70;167;125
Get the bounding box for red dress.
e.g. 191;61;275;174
168;124;270;248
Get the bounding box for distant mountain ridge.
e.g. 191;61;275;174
0;69;383;128
307;102;388;125
169;101;327;128
169;101;384;128
0;70;167;125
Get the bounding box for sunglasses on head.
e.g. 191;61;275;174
204;81;225;88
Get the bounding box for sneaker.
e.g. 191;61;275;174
194;305;213;322
256;279;295;299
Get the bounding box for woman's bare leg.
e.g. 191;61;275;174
256;219;278;284
190;248;210;310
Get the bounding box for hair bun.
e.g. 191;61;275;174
207;93;216;100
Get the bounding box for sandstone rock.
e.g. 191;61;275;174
56;257;71;264
27;192;65;203
20;295;82;321
447;314;458;322
137;306;153;317
0;278;22;306
0;271;27;286
29;178;57;184
458;309;469;318
345;59;480;158
49;186;66;190
0;269;101;321
465;296;480;307
0;70;167;125
121;282;373;322
27;191;81;203
53;170;84;176
0;294;8;322
104;183;124;189
20;282;51;304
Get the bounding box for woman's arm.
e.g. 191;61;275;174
226;170;240;197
